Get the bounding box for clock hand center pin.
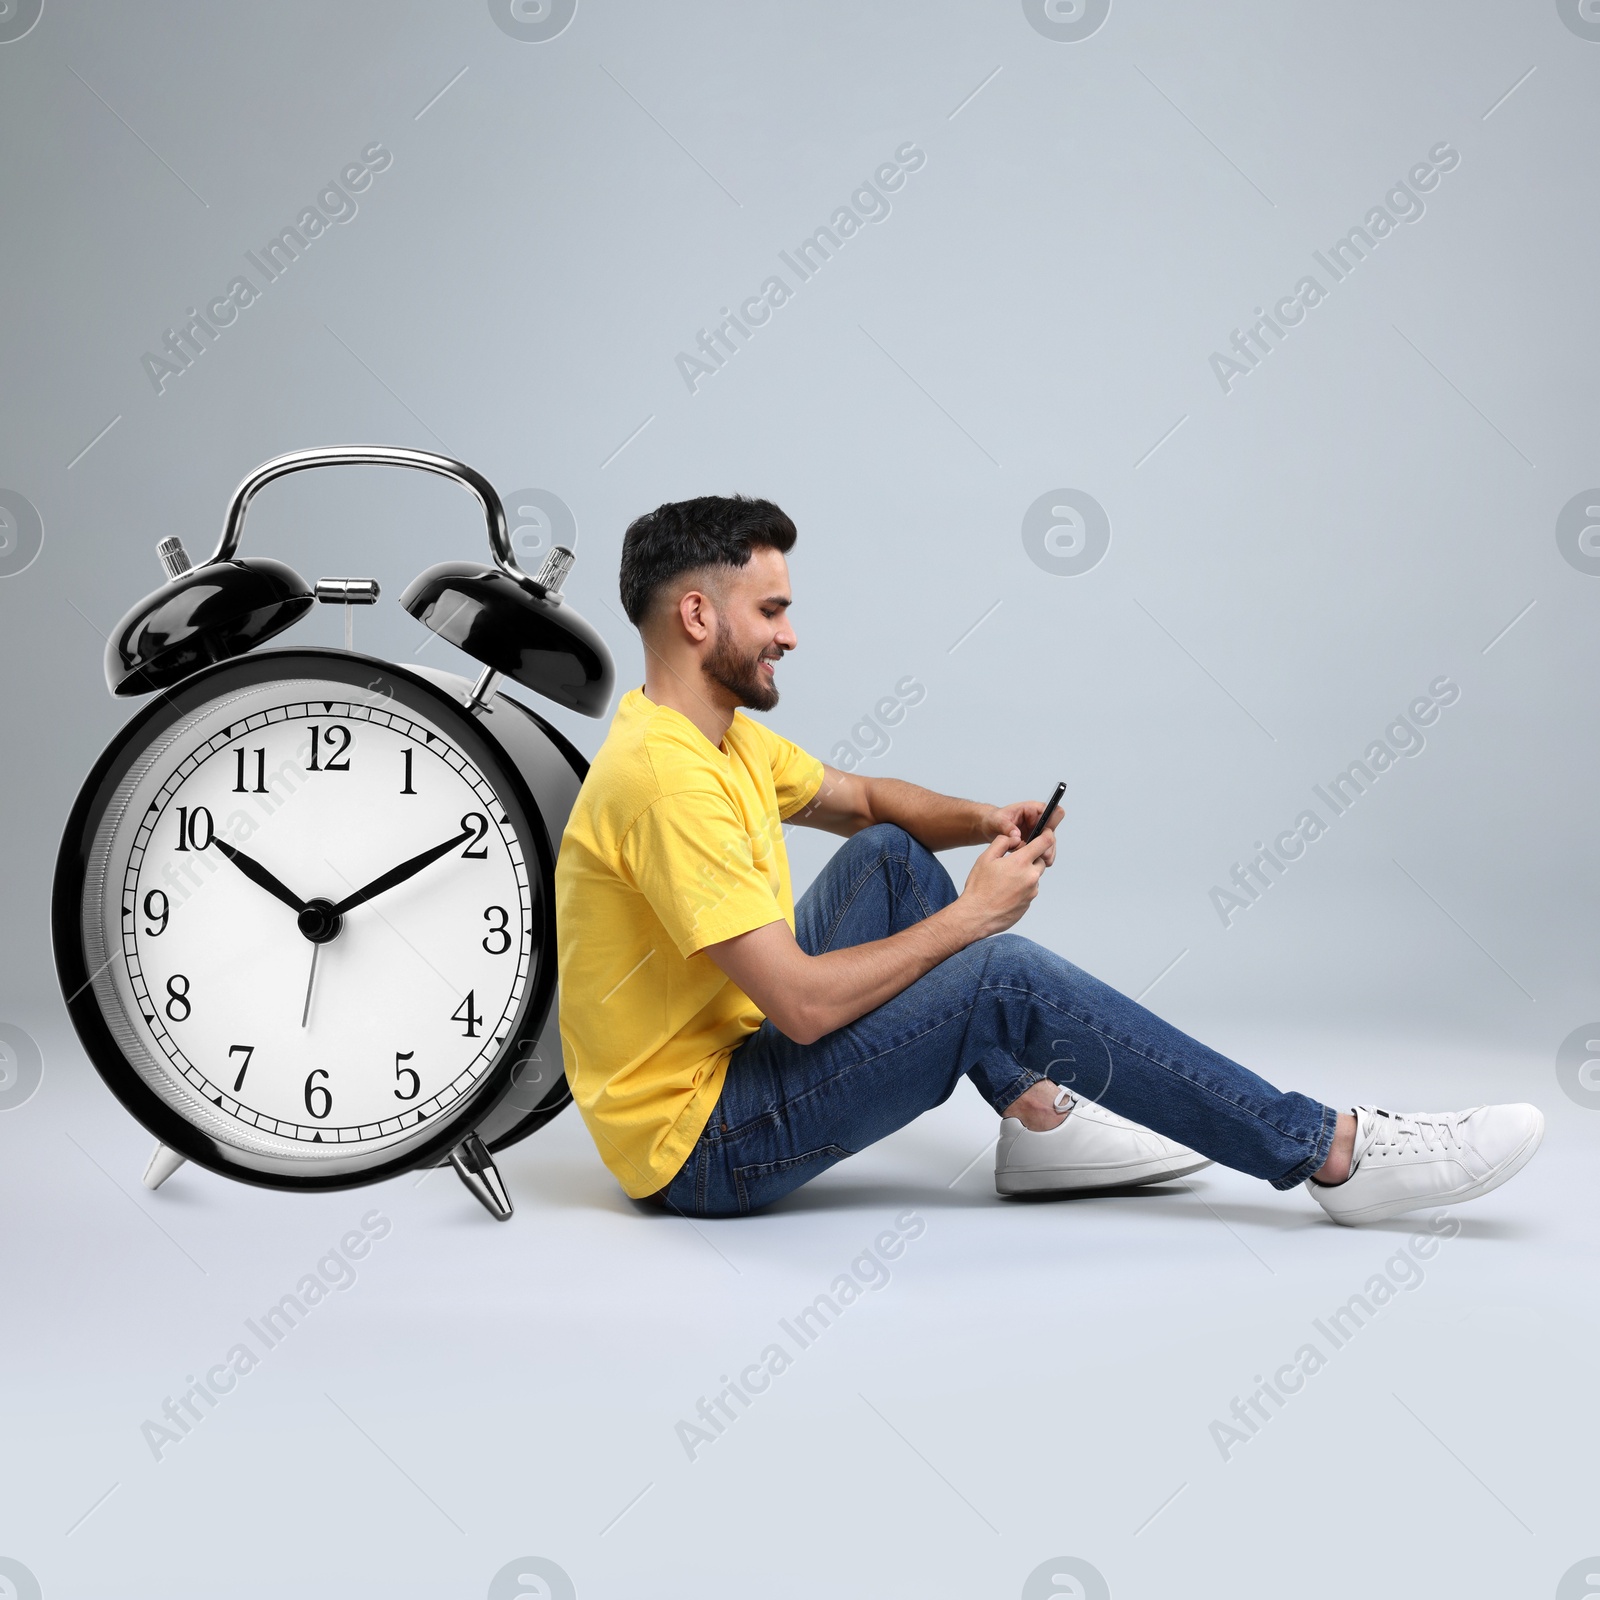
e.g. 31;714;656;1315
295;898;344;944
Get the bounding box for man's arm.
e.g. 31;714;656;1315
701;825;1056;1046
788;764;1019;852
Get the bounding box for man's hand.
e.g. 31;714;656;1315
793;770;1063;856
701;801;1059;1044
977;800;1063;861
956;828;1055;939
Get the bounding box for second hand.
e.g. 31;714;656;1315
301;942;321;1029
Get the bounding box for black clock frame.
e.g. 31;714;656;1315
53;646;568;1193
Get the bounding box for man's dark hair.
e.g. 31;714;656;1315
618;494;797;629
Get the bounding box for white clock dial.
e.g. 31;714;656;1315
84;676;536;1168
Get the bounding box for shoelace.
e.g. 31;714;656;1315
1362;1106;1469;1160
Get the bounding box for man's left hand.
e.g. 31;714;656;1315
979;801;1060;865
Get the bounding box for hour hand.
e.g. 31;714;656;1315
211;839;308;914
329;826;474;918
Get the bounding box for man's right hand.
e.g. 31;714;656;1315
955;828;1054;939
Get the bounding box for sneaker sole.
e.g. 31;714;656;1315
1313;1110;1545;1226
997;1154;1214;1197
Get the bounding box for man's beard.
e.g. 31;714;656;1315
704;619;779;711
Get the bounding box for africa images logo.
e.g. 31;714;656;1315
1208;142;1460;394
0;488;43;578
0;0;42;44
1208;676;1460;927
674;143;927;394
139;143;393;396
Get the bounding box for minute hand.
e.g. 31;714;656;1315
329;827;475;917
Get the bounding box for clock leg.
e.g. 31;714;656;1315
448;1132;513;1220
142;1143;187;1191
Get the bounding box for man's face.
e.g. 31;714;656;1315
700;546;796;712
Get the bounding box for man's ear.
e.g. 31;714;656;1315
676;584;715;644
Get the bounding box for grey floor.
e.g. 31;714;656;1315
2;1017;1589;1599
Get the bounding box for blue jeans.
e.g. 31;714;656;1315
655;824;1338;1218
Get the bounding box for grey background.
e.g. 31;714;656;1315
1;3;1595;1597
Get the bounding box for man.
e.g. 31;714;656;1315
553;495;1544;1223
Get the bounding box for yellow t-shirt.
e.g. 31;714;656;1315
554;687;825;1197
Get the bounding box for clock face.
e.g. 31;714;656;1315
73;664;548;1177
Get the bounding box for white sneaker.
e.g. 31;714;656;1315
1305;1103;1544;1226
995;1087;1214;1196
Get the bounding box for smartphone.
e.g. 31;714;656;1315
1024;781;1067;844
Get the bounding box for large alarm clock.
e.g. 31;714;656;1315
52;446;614;1220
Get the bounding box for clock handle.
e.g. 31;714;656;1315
208;445;562;598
